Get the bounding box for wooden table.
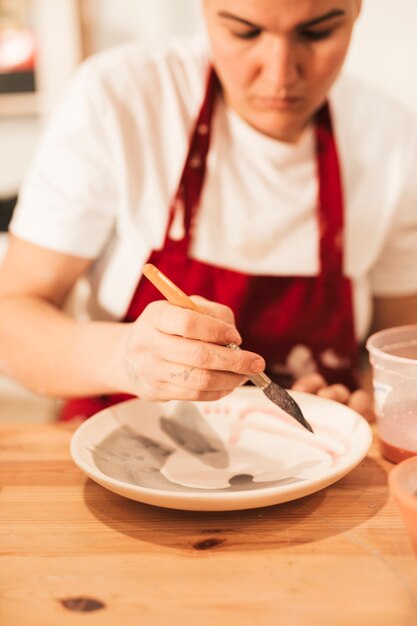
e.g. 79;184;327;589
1;422;416;626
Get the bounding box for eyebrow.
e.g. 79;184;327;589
217;9;346;30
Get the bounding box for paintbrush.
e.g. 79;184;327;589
142;263;314;433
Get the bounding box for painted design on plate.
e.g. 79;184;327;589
91;400;351;493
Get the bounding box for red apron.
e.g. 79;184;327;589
60;69;359;422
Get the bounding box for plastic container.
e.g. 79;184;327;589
388;456;417;556
366;325;417;463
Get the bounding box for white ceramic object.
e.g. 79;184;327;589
70;388;372;511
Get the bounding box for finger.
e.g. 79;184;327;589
146;301;242;345
190;296;237;325
138;378;234;403
348;390;375;423
156;332;265;375
292;373;328;393
160;360;248;392
317;384;351;404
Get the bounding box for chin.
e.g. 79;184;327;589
249;112;308;143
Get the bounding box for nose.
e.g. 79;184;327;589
262;37;300;91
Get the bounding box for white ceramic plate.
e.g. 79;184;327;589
70;388;372;511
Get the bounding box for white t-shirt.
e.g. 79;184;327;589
10;36;417;341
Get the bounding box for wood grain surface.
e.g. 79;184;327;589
1;422;416;626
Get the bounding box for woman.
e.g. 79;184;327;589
0;0;416;421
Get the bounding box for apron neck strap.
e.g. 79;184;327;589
315;104;345;277
165;67;218;252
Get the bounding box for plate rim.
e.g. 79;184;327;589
70;389;373;510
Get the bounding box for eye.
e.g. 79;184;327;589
233;28;262;41
300;29;332;42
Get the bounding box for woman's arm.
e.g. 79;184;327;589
0;236;123;397
0;236;263;401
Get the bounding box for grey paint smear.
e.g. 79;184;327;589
91;424;306;493
160;401;229;469
91;425;177;490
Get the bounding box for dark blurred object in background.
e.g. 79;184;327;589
0;195;16;231
0;0;36;94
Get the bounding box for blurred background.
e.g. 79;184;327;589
0;0;417;422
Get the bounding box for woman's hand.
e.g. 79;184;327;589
291;373;375;422
114;297;265;402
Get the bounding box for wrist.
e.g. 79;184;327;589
83;320;134;395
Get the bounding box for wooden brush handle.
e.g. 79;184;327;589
142;264;204;313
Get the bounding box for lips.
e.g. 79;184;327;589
252;95;303;110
